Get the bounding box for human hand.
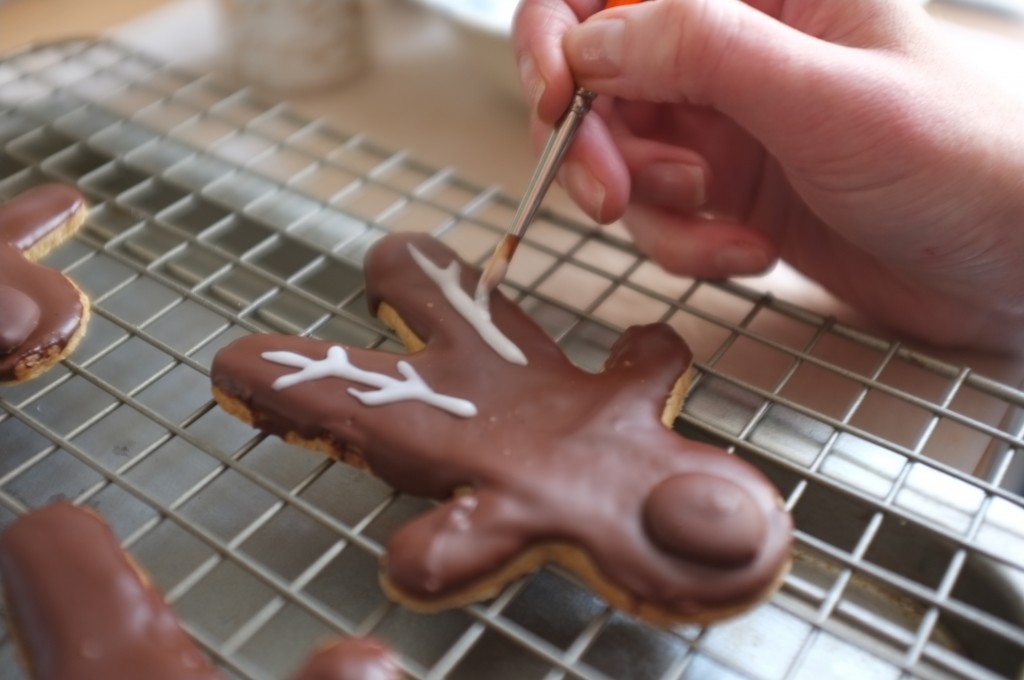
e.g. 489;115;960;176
513;0;1024;350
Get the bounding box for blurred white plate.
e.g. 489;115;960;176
415;0;516;33
411;0;524;103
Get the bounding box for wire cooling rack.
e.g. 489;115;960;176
1;38;1023;680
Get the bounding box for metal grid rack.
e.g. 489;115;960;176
0;38;1023;680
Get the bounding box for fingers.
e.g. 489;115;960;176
515;1;714;225
623;204;778;279
513;0;605;123
563;0;815;128
533;112;631;222
562;0;932;141
630;154;706;213
610;120;709;213
515;2;622;223
528;99;712;222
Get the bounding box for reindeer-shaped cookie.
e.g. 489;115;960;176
212;233;791;625
0;184;90;383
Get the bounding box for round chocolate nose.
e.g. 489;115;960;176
643;473;766;568
0;285;41;354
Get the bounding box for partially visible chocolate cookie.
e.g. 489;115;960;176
0;183;90;383
291;638;403;680
0;502;220;680
0;502;406;680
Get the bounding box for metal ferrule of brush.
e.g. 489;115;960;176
507;87;597;240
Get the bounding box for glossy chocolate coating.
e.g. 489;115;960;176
643;473;766;567
0;285;41;353
0;183;84;254
291;638;402;680
0;184;87;381
0;503;220;680
211;233;792;616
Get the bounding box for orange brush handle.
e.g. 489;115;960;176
604;0;645;7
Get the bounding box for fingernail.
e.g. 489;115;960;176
566;18;625;77
517;52;545;111
562;162;606;221
715;244;771;274
638;162;706;208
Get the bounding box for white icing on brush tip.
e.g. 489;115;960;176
473;282;488;308
474;257;507;306
407;244;528;366
262;346;477;418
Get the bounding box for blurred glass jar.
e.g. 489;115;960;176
218;0;368;93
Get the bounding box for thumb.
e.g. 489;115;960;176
564;0;913;136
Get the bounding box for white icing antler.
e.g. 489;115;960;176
407;245;528;366
262;346;477;418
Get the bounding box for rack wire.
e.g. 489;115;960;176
0;38;1023;680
